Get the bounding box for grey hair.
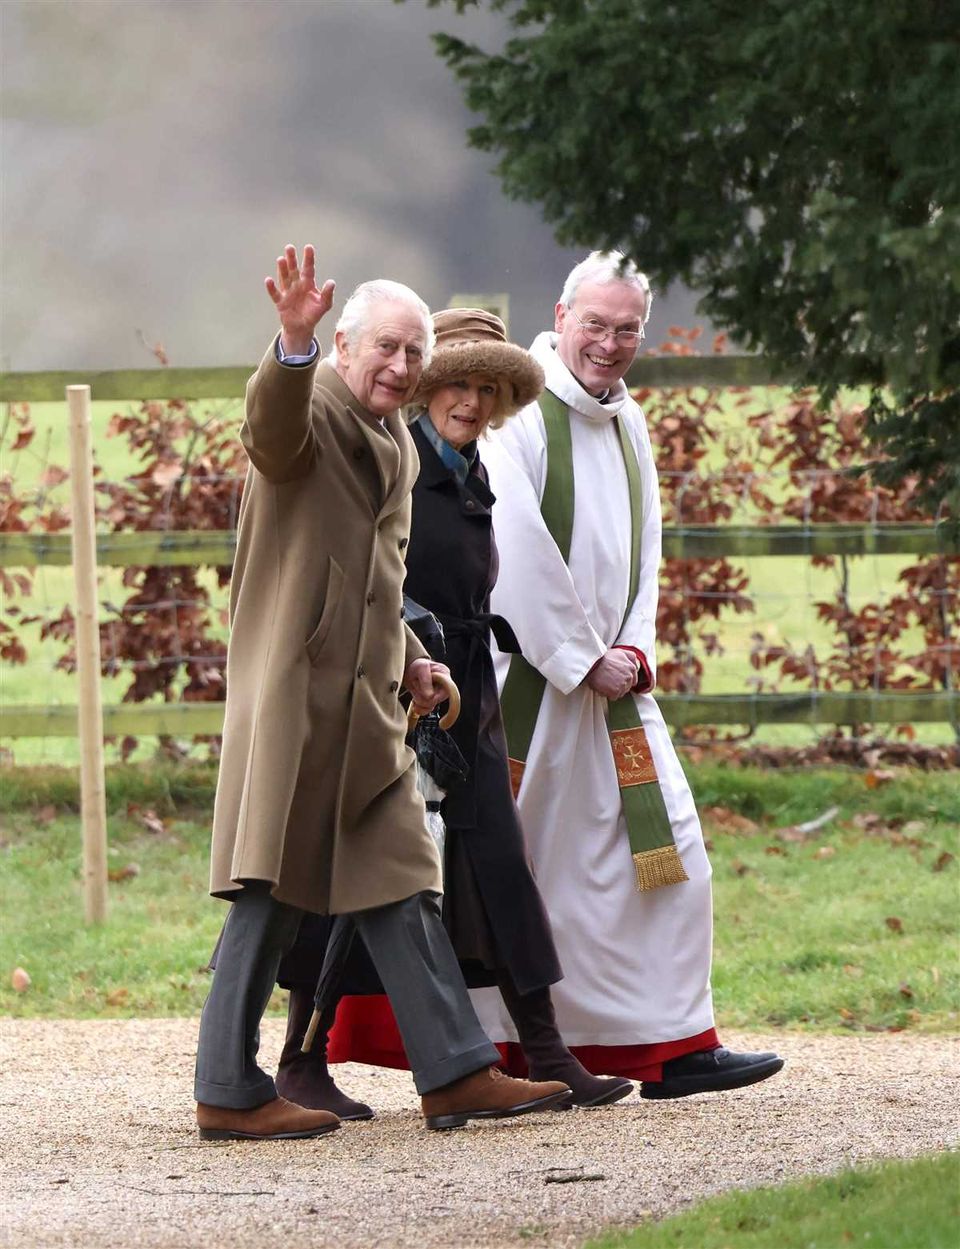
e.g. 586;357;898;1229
325;279;434;365
559;250;653;325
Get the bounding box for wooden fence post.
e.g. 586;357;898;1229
67;385;108;924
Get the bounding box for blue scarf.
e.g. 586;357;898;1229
416;412;478;485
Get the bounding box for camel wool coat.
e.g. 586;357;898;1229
208;339;441;915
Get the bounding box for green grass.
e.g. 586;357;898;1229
1;763;956;1029
697;765;959;1033
586;1152;960;1249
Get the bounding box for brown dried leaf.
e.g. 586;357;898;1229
843;964;864;978
764;845;787;856
898;982;914;999
105;987;129;1006
107;863;141;883
150;459;183;489
731;860;751;877
885;916;904;934
865;769;896;789
34;804;57;825
813;846;836;859
39;465;69;489
11;967;31;992
933;851;955;873
703;805;760;836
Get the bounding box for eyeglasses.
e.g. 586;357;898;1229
569;309;645;347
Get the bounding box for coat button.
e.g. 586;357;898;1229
357;664;365;679
398;537;408;550
353;447;365;460
389;680;399;693
465;499;475;510
366;591;376;605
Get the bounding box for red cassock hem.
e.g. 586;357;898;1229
327;994;720;1082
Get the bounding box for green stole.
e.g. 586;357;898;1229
499;389;688;892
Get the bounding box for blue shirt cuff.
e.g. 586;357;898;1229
275;337;319;366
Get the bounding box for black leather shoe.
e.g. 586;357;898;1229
640;1047;784;1099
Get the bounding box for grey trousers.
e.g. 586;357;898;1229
194;884;499;1107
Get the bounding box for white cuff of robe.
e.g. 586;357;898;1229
276;337;319;366
538;621;607;695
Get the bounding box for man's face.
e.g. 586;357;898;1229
554;279;646;396
335;300;427;417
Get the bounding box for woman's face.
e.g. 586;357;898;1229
427;373;499;450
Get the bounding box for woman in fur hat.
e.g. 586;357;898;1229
276;311;634;1114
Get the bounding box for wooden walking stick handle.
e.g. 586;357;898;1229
407;672;461;732
302;1008;322;1055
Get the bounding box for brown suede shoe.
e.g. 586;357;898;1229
421;1065;571;1130
196;1095;341;1141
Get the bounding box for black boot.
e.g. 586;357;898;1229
498;974;634;1109
275;987;375;1120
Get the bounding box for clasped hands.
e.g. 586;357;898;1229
585;649;642;701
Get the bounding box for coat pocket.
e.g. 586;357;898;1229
306;557;345;665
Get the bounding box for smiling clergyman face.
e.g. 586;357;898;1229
554;279;647;396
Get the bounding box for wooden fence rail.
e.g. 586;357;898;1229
2;523;957;568
3;691;955;739
0;354;798;403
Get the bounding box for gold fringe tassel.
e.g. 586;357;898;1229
633;845;689;892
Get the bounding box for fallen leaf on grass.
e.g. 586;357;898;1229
11;967;31;992
105;988;129;1006
933;851;955;873
898;982;914;999
731;859;751;877
108;863;141;883
838;1007;857;1022
702;806;760;836
764;845;788;856
843;964;864;978
885;916;904;934
865;769;896;789
35;804;57;825
813;846;836;859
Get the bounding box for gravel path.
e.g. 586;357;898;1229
1;1020;956;1249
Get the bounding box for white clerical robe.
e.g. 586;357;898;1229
470;332;716;1049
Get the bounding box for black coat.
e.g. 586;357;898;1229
401;422;561;994
277;422;562;997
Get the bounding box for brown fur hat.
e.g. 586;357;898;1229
411;308;544;422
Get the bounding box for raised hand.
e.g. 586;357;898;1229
265;244;336;357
